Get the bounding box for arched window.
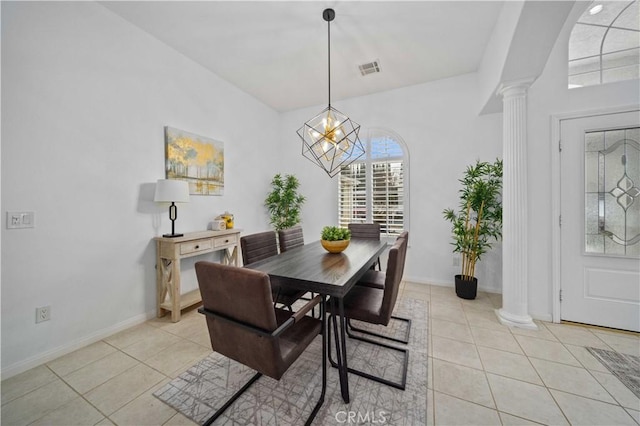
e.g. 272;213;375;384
568;1;639;88
338;129;409;236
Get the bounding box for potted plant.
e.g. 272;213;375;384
265;174;306;231
321;226;351;253
443;159;503;299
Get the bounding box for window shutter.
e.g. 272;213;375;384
372;161;404;236
338;162;367;228
338;132;406;236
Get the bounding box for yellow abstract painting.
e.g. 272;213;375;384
165;127;224;195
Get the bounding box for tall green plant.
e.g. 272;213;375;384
443;159;503;281
265;174;306;231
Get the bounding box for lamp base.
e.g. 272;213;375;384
162;233;184;238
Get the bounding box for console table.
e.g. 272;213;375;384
155;229;241;322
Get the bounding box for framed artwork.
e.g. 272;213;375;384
164;126;224;195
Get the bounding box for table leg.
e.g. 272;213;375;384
330;296;350;403
222;246;239;266
156;258;167;318
170;258;181;322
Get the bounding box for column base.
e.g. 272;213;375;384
495;308;538;330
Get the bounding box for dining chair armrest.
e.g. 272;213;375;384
270;294;322;337
291;294;323;323
199;294;323;339
199;307;280;338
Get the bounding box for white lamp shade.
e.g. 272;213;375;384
154;179;190;203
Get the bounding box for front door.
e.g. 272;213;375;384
560;110;640;332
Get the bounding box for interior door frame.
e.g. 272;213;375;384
550;105;640;323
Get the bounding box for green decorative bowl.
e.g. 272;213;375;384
321;239;350;254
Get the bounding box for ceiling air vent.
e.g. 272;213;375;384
359;60;381;76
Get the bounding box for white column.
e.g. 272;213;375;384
496;81;537;330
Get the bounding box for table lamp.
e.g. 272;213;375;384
154;179;190;237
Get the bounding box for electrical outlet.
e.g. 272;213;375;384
36;306;51;323
453;256;461;267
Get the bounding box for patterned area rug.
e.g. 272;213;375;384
587;347;640;398
154;298;428;425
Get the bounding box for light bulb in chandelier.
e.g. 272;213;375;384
322;114;344;143
307;111;350;160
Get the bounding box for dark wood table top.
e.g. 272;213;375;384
246;239;387;298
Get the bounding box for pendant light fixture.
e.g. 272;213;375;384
297;8;365;178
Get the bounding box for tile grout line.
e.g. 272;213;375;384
557;336;640;417
471;329;503;424
429;291;638;426
24;363;112;426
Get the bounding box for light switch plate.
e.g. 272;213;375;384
6;211;35;229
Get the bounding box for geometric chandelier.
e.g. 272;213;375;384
297;8;365;178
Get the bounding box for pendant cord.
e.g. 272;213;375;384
327;18;331;108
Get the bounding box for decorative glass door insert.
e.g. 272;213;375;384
585;126;640;257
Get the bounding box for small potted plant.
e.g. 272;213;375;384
443;159;503;299
321;226;351;253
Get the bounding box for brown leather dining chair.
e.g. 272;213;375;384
348;223;382;270
240;230;279;264
196;261;326;426
327;236;409;390
351;231;411;344
356;230;408;290
278;225;305;252
240;231;306;309
348;222;381;239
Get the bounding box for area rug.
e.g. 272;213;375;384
154;298;428;425
587;347;640;398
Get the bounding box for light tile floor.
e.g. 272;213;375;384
2;282;639;425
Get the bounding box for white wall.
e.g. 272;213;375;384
280;73;504;291
1;2;280;376
525;2;640;320
478;0;524;114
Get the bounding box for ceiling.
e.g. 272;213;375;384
101;1;504;112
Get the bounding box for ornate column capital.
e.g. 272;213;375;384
497;78;536;98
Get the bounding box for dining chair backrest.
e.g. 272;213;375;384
348;223;381;240
278;225;304;252
396;231;409;277
196;261;281;376
240;231;278;266
380;236;408;325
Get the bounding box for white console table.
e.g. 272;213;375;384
155;229;241;322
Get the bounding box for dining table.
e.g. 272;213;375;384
245;238;388;403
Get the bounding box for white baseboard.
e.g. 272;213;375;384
404;275;452;287
404;276;553;323
530;312;553;323
1;310;156;380
404;275;502;294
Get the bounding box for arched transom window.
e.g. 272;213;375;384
568;1;639;88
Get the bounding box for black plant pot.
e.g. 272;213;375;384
455;275;478;300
